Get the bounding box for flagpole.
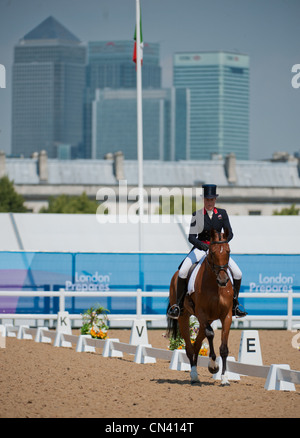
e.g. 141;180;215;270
136;0;144;252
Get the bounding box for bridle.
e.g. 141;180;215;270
206;239;230;285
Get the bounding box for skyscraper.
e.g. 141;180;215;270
173;52;249;160
87;41;161;93
84;40;161;158
170;87;190;161
11;16;86;158
92;88;171;160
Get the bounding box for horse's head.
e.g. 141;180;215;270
207;229;231;287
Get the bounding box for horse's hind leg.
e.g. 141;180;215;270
178;314;200;384
206;323;219;374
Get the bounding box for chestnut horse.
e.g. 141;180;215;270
167;228;233;386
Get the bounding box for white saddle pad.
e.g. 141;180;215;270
187;259;233;295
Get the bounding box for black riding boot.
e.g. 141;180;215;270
232;278;247;318
167;277;187;320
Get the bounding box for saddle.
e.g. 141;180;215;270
183;263;199;315
187;262;198;284
186;259;234;295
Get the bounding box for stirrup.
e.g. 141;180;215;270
167;304;181;320
233;304;248;318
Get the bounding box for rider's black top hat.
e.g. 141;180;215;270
202;184;219;198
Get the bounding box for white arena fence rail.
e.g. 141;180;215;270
0;289;300;330
1;324;300;391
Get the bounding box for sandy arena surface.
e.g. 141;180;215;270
0;328;299;418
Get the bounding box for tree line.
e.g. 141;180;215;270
0;176;98;214
0;175;299;215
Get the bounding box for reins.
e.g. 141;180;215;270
206;257;229;273
210;240;228;245
206;239;230;277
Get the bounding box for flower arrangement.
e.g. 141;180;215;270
167;316;208;356
80;305;109;339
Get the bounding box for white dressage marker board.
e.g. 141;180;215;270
129;319;149;345
238;330;263;366
56;311;72;334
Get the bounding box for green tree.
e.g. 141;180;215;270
39;192;99;214
0;176;27;212
273;204;300;215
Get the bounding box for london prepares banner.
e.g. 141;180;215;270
0;252;299;316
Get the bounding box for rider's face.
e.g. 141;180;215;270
204;197;216;211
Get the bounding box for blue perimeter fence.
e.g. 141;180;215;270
0;251;299;317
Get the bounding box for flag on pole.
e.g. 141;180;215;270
133;11;143;65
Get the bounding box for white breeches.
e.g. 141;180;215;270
178;248;242;280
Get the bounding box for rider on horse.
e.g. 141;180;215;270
167;183;247;320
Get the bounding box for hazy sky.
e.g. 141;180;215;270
0;0;299;160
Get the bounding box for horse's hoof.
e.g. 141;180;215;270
221;374;230;386
190;366;200;383
191;376;200;385
208;365;219;374
190;376;200;383
208;359;219;374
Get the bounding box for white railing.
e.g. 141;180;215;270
0;289;168;323
238;292;300;330
0;290;300;329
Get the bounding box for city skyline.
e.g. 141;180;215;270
0;0;299;161
10;15;250;162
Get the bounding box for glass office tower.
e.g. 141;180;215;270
11;16;86;158
87;41;161;93
92;88;171;160
173;52;249;160
84;41;161;158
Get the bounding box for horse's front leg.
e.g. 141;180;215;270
219;312;232;386
190;324;206;383
205;322;219;374
178;315;199;383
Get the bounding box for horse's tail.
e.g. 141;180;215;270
166;271;180;339
166;311;179;339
